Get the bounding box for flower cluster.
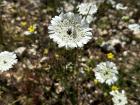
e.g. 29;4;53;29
48;12;92;48
93;60;129;105
0;0;131;105
77;3;97;15
110;90;128;105
77;3;98;23
94;61;118;85
48;2;129;104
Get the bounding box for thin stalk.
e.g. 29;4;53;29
84;5;92;21
0;5;4;45
74;48;80;105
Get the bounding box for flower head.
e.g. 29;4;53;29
128;24;140;32
107;53;114;59
48;12;92;48
128;24;140;35
77;3;98;15
23;24;37;35
0;51;17;72
28;24;36;33
94;61;118;85
110;90;128;105
77;3;98;24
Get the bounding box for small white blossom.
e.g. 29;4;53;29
116;3;127;10
94;61;118;85
0;51;17;72
110;90;128;105
128;24;140;31
128;24;140;35
77;3;98;24
23;31;32;35
48;12;92;48
77;3;98;15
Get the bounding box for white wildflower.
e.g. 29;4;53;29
110;90;128;105
94;61;118;85
128;24;140;31
48;12;92;48
0;51;17;72
77;3;98;15
77;3;98;24
116;3;127;10
23;31;32;36
128;24;140;35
